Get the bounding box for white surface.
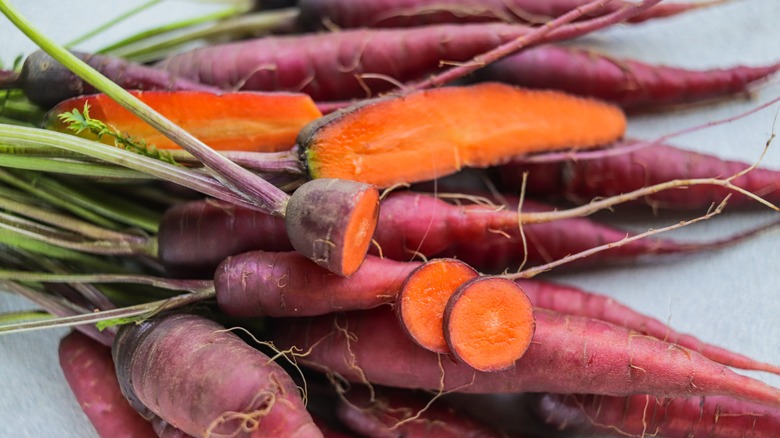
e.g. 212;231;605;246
1;1;780;437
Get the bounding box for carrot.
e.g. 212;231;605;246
214;250;417;317
58;331;157;438
475;45;780;111
153;17;649;102
296;0;720;29
157;188;766;278
270;306;780;407
443;276;536;372
337;385;521;437
45;90;322;152
0;50;220;108
396;258;478;353
518;279;780;375
298;83;626;187
112;312;323;438
533;392;780;437
499;142;780;210
152;418;194;438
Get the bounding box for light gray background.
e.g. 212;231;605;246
1;1;780;436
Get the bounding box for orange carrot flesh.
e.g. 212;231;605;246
300;83;626;187
46;90;322;152
341;186;382;276
396;258;478;353
444;277;535;372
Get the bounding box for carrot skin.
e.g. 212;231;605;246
113;313;323;438
271;307;780;407
58;331;157;438
296;0;705;29
214;251;417;317
10;51;219;108
499;143;780;210
476;45;780;111
533;393;780;437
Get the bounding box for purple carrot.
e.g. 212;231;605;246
296;0;721;29
153;7;653;103
533;393;780;437
270;306;780;407
475;45;780;111
518;279;780;375
1;51;220;108
499;142;780;210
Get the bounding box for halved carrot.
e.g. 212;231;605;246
396;258;479;353
444;277;535;372
299;83;626;187
46;90;322;152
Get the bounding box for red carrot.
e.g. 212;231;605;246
296;0;721;29
475;45;780;111
153;19;645;102
58;331;156;438
0;51;219;108
270;307;780;407
112;313;323;438
533;392;780;437
518;279;780;375
214;251;417;317
157;189;766;278
499;142;780;210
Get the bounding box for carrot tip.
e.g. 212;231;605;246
444;277;535;372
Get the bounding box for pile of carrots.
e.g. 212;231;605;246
2;0;780;437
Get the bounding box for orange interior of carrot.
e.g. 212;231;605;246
304;83;626;187
340;187;380;276
445;277;535;372
46;90;322;152
397;259;479;353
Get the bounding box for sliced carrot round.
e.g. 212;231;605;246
444;277;535;372
396;259;479;353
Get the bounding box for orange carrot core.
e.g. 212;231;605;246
397;259;478;353
444;277;535;372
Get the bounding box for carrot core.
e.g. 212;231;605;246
444;277;535;372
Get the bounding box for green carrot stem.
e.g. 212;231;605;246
0;154;152;180
0;270;212;292
0;228;126;272
0;310;53;324
0;124;259;211
98;4;250;56
114;8;297;62
0;1;290;215
65;0;164;48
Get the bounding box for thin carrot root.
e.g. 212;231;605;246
284;178;380;277
396;258;479;353
444;277;535;372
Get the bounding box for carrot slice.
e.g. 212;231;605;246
299;83;626;187
46;90;322;152
444;276;535;372
396;258;479;353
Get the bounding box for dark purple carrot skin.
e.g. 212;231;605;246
58;331;157;438
113;313;323;438
158;189;740;278
296;0;705;29
152;418;195;438
533;393;780;437
157;198;293;278
500;143;780;210
476;45;780;111
8;51;220;108
518;279;780;375
271;307;780;407
214;250;418;317
337;385;518;438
